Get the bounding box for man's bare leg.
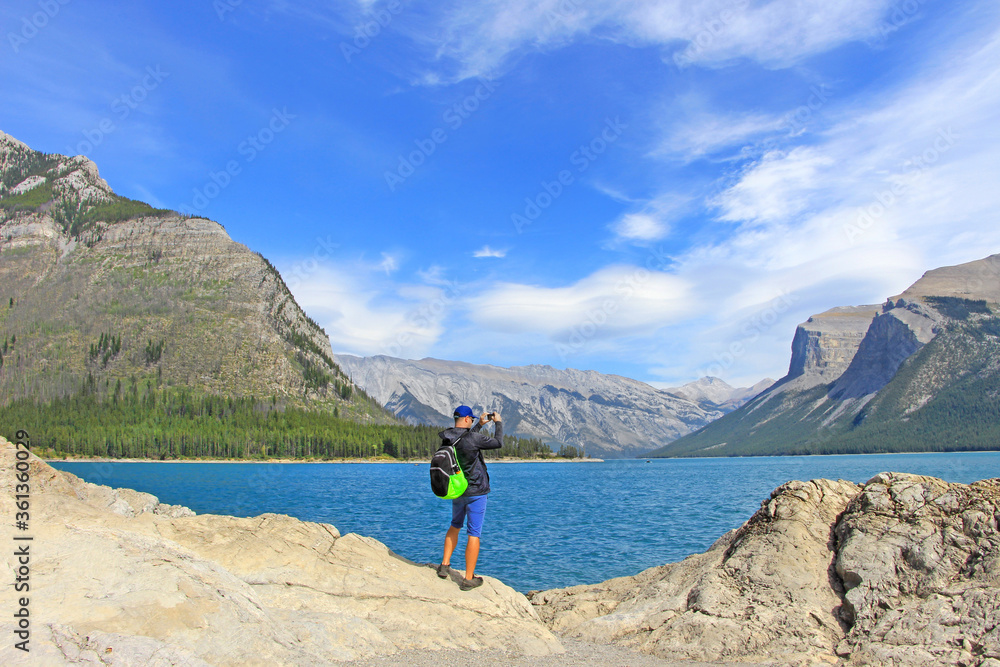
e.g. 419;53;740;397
442;525;460;567
464;536;480;580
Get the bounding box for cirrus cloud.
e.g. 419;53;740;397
473;245;507;258
466;264;696;339
401;0;898;81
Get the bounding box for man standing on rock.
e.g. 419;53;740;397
437;405;503;590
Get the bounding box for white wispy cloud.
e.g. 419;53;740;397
606;193;688;247
661;0;895;67
378;252;400;274
284;263;458;359
411;0;896;81
655;107;788;161
612;213;669;243
712;147;836;225
465;265;696;338
417;265;451;284
473;245;507;258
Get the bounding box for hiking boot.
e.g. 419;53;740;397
436;563;450;579
459;576;484;591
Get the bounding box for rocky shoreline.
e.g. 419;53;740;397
3;436;998;665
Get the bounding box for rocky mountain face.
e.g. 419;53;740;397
0;437;563;664
828;298;940;400
784;304;880;390
0;131;378;418
531;471;1000;666
0;131;115;206
335;354;772;458
651;254;1000;457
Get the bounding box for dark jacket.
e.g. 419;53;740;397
438;422;503;497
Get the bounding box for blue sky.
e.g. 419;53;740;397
2;0;999;387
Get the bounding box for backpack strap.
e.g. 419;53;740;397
449;430;470;473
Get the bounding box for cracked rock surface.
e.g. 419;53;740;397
530;473;1000;666
530;478;860;666
835;472;1000;666
0;438;563;665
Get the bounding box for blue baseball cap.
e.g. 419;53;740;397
453;405;476;419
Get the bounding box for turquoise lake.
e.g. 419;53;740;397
52;452;1000;592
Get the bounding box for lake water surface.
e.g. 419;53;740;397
52;452;1000;592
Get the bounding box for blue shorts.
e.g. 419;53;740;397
451;494;488;538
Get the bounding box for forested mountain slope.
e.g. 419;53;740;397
0;131;376;415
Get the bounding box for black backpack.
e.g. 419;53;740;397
430;434;469;499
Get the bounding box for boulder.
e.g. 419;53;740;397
531;473;1000;666
531;478;860;665
0;437;563;664
836;472;1000;666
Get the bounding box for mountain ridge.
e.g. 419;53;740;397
336;353;773;458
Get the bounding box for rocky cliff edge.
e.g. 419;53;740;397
0;437;563;665
531;473;1000;666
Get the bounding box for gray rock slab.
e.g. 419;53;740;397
0;438;563;664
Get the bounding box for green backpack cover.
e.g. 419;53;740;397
430;436;468;499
